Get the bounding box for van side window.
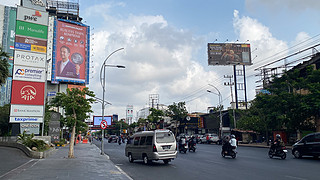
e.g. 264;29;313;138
134;137;140;145
146;136;153;145
303;135;314;143
315;134;320;142
139;136;146;145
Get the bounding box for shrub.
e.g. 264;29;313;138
17;131;48;151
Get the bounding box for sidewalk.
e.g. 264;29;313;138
238;142;293;149
2;143;132;180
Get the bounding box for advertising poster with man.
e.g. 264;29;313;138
53;20;89;84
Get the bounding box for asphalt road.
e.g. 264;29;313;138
95;139;320;180
0;146;31;178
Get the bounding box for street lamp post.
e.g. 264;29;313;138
99;48;125;155
207;84;223;138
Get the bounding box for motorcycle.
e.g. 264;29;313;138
188;141;196;152
221;142;236;158
118;138;122;145
268;146;287;159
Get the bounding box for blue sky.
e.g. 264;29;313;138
2;0;320;120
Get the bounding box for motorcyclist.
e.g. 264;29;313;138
179;136;187;151
229;134;237;151
272;134;284;153
188;136;196;148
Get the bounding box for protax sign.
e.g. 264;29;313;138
11;80;45;105
14;50;46;68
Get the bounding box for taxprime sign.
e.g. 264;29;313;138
10;117;43;123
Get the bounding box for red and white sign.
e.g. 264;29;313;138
11;80;45;105
100;120;107;129
10;104;44;117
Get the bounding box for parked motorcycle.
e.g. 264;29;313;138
268;146;287;159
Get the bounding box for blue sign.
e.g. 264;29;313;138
15;42;31;51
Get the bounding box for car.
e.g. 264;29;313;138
292;132;320;159
199;134;220;144
108;135;118;143
125;129;177;164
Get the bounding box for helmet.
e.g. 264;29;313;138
231;134;235;138
276;134;281;139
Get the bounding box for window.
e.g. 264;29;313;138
140;136;146;145
156;132;175;143
303;135;315;143
314;133;320;142
146;136;153;145
134;137;140;145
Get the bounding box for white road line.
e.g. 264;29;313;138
0;159;38;179
285;175;307;180
115;165;134;180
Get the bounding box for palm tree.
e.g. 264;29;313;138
0;47;9;85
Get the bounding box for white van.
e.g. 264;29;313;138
125;129;177;164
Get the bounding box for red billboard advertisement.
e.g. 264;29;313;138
52;19;89;84
11;80;45;105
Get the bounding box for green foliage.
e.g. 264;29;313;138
50;87;95;132
148;108;164;123
17;131;48;151
238;65;319;135
165;102;188;121
0;104;10;136
0;47;10;85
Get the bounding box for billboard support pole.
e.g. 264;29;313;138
233;65;238;109
243;65;248;109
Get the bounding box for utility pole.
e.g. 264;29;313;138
224;75;236;129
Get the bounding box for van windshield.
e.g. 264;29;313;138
156;132;175;143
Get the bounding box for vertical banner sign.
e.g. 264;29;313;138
52;19;90;84
10;6;48;129
47;16;54;81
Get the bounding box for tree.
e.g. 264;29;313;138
0;104;10;136
50;87;95;158
165;102;188;136
0;47;10;85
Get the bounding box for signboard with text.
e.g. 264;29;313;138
52;19;90;84
14;50;46;68
10;104;44;117
20;123;40;134
10;116;43;123
93;116;112;127
15;20;48;39
17;6;48;25
13;65;46;82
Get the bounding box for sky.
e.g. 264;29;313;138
2;0;320;121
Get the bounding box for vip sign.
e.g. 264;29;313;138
10;116;43;123
11;80;45;105
13;65;46;82
14;50;46;68
17;6;48;26
11;104;44;117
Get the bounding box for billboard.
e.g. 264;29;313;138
4;7;17;62
47;16;54;81
13;65;46;82
14;50;46;68
52;19;90;84
207;43;252;66
17;6;48;26
20;123;40;134
11;80;45;105
93;116;112;127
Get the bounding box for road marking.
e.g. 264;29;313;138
0;159;38;179
115;165;134;180
205;160;226;166
285;175;307;180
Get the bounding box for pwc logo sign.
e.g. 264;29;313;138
17;6;48;26
11;80;45;105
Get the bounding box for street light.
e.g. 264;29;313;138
99;48;125;155
207;84;223;138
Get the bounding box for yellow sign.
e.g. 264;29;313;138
31;44;47;53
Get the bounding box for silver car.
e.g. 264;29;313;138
125;130;177;164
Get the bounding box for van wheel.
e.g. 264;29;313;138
143;155;150;164
163;159;170;164
128;153;134;163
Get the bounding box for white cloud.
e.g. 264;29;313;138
245;0;320;12
88;4;219;119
